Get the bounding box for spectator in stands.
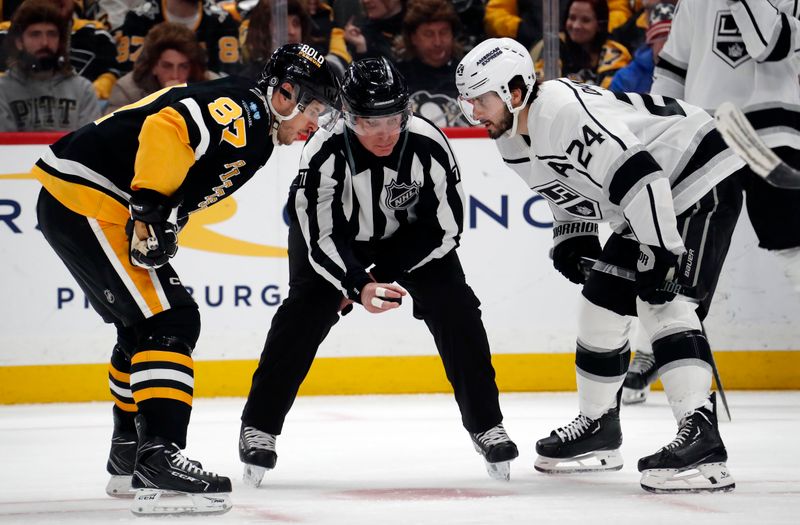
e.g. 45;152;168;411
530;0;630;88
483;0;569;49
105;22;216;114
343;0;404;62
397;0;467;127
0;0;120;99
451;0;486;52
609;1;674;93
483;0;638;48
82;0;143;29
115;0;240;76
304;0;350;70
0;0;101;131
238;0;308;79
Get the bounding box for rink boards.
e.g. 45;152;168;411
1;131;798;403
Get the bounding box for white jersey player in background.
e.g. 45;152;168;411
456;38;745;493
616;0;800;404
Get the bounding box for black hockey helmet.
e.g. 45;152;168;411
341;57;411;134
258;43;341;127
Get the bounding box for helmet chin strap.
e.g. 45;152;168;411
504;88;533;138
265;85;302;145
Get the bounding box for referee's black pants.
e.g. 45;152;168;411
241;223;503;435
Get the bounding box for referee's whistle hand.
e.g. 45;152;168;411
361;282;407;314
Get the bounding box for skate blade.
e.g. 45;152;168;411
106;475;136;498
130;489;232;516
621;386;649;405
535;449;623;474
243;463;270;488
640;462;735;493
484;460;511;481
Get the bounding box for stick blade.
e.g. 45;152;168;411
715;102;780;177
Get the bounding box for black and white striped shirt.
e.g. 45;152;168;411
291;116;464;300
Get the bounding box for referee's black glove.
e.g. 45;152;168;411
552;235;602;285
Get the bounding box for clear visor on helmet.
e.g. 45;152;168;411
296;92;341;131
343;107;412;136
458;91;507;126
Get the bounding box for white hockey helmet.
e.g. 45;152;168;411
455;37;536;137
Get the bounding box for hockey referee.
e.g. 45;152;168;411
239;57;519;484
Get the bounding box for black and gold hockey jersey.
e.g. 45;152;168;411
33;76;275;225
115;0;240;76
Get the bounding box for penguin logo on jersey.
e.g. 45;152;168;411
385;180;421;210
713;11;750;68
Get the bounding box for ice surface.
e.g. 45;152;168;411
0;392;798;524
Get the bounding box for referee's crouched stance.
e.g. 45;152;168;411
240;58;519;484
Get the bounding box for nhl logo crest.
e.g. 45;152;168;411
385;180;420;210
713;12;750;68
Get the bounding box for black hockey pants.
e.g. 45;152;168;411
241;222;503;435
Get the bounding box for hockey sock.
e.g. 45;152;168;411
576;340;630;420
653;330;714;422
130;345;194;448
109;343;137;418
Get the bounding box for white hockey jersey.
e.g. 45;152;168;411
652;0;800;122
497;79;745;253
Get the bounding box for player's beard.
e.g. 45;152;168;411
487;110;514;139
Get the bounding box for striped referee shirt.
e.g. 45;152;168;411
291;116;464;301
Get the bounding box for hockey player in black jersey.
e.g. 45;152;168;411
240;57;518;486
32;43;341;515
457;38;743;493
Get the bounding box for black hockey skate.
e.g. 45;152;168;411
470;423;519;481
105;430;138;498
535;402;623;473
239;424;278;488
638;393;734;493
622;351;658;405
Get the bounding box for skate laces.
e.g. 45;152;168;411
665;414;700;451
169;449;210;476
556;415;593;442
243;426;277;451
473;424;511;447
629;352;656;374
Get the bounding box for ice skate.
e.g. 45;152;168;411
535;402;623;473
239;425;277;488
622;351;658;405
130;437;232;516
470;423;518;481
105;431;137;498
638;393;735;493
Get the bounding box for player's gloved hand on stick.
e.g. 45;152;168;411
552;235;602;284
360;282;406;314
126;189;180;269
635;244;680;305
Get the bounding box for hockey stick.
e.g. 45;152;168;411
579;257;732;421
714;101;800;190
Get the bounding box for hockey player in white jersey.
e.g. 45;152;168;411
456;38;744;493
618;0;800;406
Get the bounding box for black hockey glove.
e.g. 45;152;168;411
635;244;680;305
126;189;180;269
552;235;602;285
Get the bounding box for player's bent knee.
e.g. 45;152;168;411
577;295;630;351
636;298;702;343
137;305;201;354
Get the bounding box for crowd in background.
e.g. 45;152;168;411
0;0;676;131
